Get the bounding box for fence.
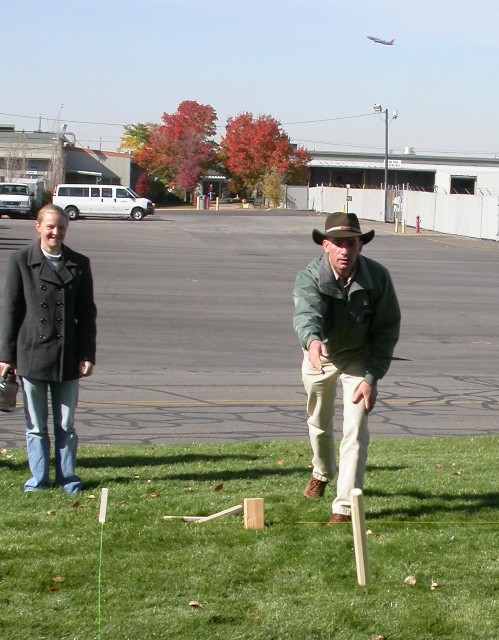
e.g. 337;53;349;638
308;186;499;241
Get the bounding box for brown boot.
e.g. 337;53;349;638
302;476;328;498
326;513;351;524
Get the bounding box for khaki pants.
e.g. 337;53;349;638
301;353;369;516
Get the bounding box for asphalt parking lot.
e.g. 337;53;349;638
1;208;498;447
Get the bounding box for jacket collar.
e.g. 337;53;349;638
27;241;77;285
318;254;374;295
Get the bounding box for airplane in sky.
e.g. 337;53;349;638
367;35;395;45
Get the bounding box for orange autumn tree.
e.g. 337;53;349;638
135;101;218;194
220;113;310;192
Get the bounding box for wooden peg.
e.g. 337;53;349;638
351;488;370;586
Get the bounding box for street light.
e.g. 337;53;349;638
374;104;397;220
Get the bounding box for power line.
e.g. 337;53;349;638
2;110;498;157
0;111;124;127
282;112;376;125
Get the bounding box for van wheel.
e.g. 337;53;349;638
65;206;79;220
130;208;145;221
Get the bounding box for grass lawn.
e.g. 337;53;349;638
1;435;497;640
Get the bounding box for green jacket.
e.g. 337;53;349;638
293;254;401;385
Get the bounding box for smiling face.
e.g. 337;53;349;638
323;236;362;280
36;210;68;255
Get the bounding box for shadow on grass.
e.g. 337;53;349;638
80;465;309;490
366;488;499;519
0;459;26;471
76;454;411;490
78;452;260;468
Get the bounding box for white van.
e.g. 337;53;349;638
52;184;154;221
0;183;34;217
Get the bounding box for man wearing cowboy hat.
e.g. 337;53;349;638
293;212;400;523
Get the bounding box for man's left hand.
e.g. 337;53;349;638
352;380;378;413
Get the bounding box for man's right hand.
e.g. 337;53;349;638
0;362;14;377
307;340;329;373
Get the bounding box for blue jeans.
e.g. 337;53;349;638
21;377;82;493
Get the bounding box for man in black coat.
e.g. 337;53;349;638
0;204;97;492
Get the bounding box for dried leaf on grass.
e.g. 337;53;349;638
49;576;63;591
214;483;224;492
46;510;56;516
404;575;417;585
366;529;387;540
188;600;203;608
277;459;285;465
430;580;438;591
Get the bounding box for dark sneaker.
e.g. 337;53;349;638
327;513;351;524
302;476;327;498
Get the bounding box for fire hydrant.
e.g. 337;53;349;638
415;215;421;234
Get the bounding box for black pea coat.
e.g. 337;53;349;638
0;241;97;382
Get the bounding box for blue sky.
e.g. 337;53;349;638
3;0;499;156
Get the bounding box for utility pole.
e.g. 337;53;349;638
374;104;397;221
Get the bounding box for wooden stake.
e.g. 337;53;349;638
162;504;243;523
350;488;370;586
163;515;204;522
243;498;264;529
98;488;108;524
197;504;243;523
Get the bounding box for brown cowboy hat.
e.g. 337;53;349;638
312;212;375;245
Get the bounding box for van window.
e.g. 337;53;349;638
116;188;130;198
91;187;100;197
58;187;89;197
102;188;113;198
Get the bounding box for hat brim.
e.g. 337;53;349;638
312;228;375;245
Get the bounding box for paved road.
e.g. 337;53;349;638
1;208;498;447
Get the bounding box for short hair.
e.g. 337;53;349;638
37;204;69;224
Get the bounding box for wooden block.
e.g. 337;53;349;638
243;498;264;529
351;488;370;586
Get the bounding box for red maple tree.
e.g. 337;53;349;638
134;172;150;197
220;113;310;190
135;101;217;192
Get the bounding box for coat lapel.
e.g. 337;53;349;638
27;241;77;285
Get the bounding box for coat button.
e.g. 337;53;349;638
39;335;46;340
57;302;64;307
57;318;63;324
40;318;47;324
40;302;48;308
57;335;63;340
40;285;47;290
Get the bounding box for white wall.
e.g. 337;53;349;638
309;186;499;241
477;172;499;195
308;186;385;222
283;185;309;209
